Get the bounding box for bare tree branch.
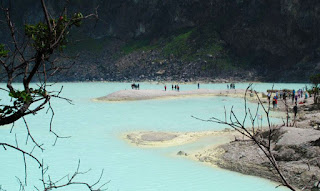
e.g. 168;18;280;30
0;1;106;190
193;85;296;191
0;142;42;167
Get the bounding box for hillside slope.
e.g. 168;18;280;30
1;0;320;82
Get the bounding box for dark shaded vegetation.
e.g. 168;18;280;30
1;0;320;82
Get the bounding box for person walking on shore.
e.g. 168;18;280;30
164;85;167;91
198;83;200;89
293;103;298;125
291;93;294;104
177;85;180;92
172;85;174;90
267;92;271;102
293;103;298;118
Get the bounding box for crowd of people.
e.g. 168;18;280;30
170;84;180;91
133;83;238;92
131;84;316;112
267;88;310;108
131;83;140;90
227;83;236;89
164;83;201;91
266;88;313;120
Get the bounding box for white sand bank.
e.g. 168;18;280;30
123;130;237;148
95;89;247;101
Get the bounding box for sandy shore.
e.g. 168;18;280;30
94;89;248;101
124;129;237;148
122;95;320;190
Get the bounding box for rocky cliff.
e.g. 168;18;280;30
1;0;320;82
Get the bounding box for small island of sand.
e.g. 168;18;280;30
124;130;236;148
94;89;247;101
122;95;320;190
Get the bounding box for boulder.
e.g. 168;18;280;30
277;127;320;146
274;147;299;161
199;156;211;162
156;70;165;75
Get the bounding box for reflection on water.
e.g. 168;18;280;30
0;82;307;190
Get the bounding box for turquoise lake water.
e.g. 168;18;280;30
0;82;309;191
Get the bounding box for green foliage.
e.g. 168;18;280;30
163;30;193;58
1;87;48;117
200;58;235;72
121;39;159;55
24;13;83;53
25;22;51;50
117;25;236;73
1;89;33;117
161;27;230;63
307;89;313;95
9;90;32;103
0;44;9;57
7;88;46;104
73;12;83;27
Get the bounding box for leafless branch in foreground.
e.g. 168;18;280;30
0;0;108;190
38;160;109;191
192;84;296;191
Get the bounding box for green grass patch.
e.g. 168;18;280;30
163;30;193;58
161;27;230;63
200;58;235;71
66;37;111;54
117;25;238;74
121;39;159;55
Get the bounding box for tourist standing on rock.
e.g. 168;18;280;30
267;92;271;102
291;92;294;104
164;85;167;91
198;83;200;89
293;89;296;98
293;103;298;118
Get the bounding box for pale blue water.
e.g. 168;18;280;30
0;82;309;191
